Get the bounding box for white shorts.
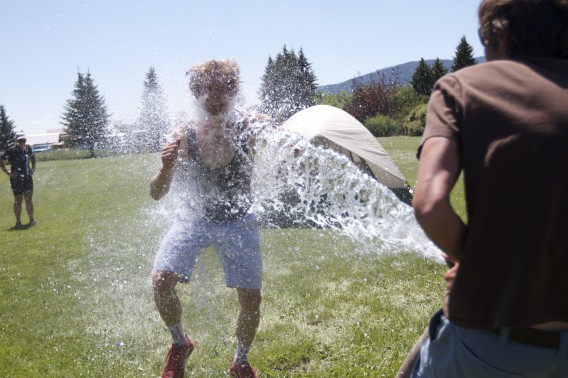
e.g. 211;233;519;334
153;213;262;289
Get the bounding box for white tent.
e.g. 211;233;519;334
281;105;412;203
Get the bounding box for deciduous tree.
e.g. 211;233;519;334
345;69;400;123
317;91;351;110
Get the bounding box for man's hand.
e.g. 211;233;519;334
161;139;181;171
442;253;459;291
151;139;181;201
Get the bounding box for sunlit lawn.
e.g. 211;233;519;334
0;136;454;377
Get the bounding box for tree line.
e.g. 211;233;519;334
316;36;478;137
0;36;477;155
60;67;169;157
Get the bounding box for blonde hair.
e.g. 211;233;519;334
186;59;241;98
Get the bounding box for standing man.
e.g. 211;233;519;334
1;132;36;229
411;0;568;376
150;59;270;378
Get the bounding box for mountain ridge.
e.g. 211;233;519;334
318;56;486;94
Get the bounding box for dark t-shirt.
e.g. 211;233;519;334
1;145;34;176
185;125;252;224
420;56;568;329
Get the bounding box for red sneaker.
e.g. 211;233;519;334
227;361;257;378
161;334;195;378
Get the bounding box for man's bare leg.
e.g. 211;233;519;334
24;191;34;223
235;288;261;347
13;194;23;225
152;270;183;326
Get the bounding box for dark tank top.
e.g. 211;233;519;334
186;124;252;224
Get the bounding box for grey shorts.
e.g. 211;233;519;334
153;213;262;289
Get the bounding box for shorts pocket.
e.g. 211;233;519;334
457;337;523;377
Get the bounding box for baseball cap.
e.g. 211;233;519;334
15;132;26;141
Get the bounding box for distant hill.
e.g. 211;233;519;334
318;56;486;94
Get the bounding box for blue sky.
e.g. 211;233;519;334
1;0;484;135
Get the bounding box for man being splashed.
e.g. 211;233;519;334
150;59;271;378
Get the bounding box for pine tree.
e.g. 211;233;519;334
411;58;435;96
297;48;318;109
258;46;318;123
451;36;477;72
61;70;110;158
258;56;276;115
137;67;170;151
431;58;449;82
0;105;17;151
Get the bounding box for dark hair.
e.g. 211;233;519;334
478;0;568;58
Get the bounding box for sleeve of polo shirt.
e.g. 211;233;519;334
417;75;464;159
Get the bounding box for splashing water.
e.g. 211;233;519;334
150;120;441;261
249;125;442;261
76;116;442;374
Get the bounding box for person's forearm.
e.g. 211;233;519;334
414;200;466;262
0;162;9;176
150;166;174;200
413;137;464;261
151;138;182;200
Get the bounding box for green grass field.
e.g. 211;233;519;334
0;136;459;377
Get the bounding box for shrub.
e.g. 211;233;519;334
364;114;404;137
405;120;424;136
404;103;428;136
392;86;428;120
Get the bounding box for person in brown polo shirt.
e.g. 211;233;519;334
408;0;568;376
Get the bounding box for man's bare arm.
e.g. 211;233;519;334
413;137;466;262
150;139;181;200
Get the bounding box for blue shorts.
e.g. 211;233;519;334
412;309;568;377
153;213;262;289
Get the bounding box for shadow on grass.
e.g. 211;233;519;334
8;222;37;231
